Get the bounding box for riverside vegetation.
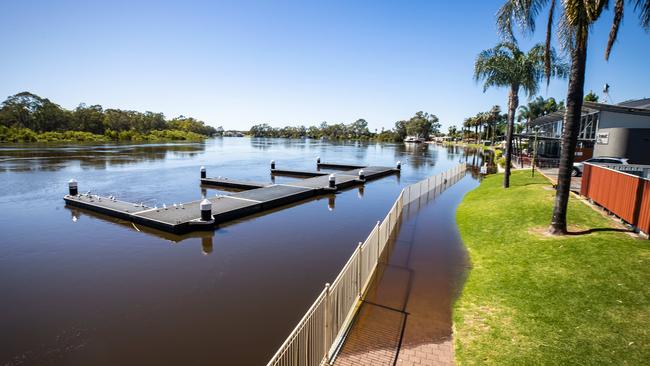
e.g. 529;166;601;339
0;92;218;142
248;111;441;142
1;92;443;143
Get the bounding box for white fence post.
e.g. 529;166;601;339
324;282;330;362
357;242;362;298
376;221;381;261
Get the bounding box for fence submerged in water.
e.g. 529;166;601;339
267;163;468;366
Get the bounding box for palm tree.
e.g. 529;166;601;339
462;118;469;140
474;42;567;188
488;105;502;144
463;117;475;141
517;96;563;131
498;0;650;234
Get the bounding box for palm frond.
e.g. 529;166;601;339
635;0;650;28
497;1;518;40
497;0;550;37
605;0;625;60
557;13;577;52
544;0;556;85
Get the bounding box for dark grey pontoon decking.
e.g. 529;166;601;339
317;162;365;170
200;177;269;190
270;168;328;177
64;162;398;234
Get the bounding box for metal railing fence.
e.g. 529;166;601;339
267;163;468;366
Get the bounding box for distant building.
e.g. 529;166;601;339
223;130;244;137
523;98;650;164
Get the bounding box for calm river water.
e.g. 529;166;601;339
0;138;485;366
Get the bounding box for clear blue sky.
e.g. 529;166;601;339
1;0;648;131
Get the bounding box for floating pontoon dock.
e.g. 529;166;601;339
64;161;400;234
200;177;269;190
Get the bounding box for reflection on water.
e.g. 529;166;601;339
0;138;479;366
0;142;206;172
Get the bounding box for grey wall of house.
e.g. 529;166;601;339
599;111;650;128
594;128;650;164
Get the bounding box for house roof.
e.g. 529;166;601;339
617;98;650;109
530;98;650;127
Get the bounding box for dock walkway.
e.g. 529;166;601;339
64;162;398;233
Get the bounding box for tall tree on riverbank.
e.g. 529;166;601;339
474;42;567;188
0;92;217;136
498;0;650;234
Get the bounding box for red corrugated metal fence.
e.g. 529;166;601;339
581;164;650;235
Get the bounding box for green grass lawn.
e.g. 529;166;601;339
454;170;650;365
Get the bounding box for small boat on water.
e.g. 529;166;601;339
404;135;425;143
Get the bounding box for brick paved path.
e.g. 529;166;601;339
333;177;473;365
395;339;454;365
333;303;405;366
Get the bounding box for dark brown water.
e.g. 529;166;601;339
0;138;486;366
333;170;479;365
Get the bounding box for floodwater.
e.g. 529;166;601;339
0;138;487;366
334;170;480;364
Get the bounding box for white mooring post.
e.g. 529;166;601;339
68;179;78;196
270;160;275;170
329;174;336;189
396;161;401;170
200;166;206;179
200;199;212;221
317;156;321;164
358;169;365;180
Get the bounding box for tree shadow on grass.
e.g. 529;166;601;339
566;227;633;236
520;182;551;187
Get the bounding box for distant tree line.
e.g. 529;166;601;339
447;96;565;143
249;112;441;142
0;92;220;142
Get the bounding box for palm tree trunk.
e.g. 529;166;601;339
549;29;589;235
491;124;495;145
503;84;519;188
